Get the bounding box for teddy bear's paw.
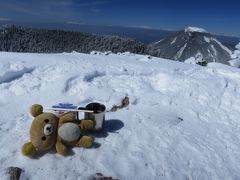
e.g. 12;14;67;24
77;136;94;148
22;142;36;156
81;120;94;130
56;141;69;156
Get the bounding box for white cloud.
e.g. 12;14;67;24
0;17;11;21
66;21;86;25
76;1;111;7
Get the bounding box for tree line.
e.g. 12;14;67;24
0;26;147;54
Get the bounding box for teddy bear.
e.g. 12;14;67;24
22;104;94;157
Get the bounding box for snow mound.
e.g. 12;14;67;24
229;43;240;67
229;59;240;67
185;26;207;33
0;62;34;84
184;57;197;64
236;43;240;49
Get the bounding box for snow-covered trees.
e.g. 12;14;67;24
229;43;240;68
0;26;147;54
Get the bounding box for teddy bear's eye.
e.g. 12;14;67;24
44;119;49;123
42;136;47;141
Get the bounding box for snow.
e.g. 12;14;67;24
1;52;240;179
184;57;197;64
185;27;207;33
170;37;177;45
229;43;240;67
184;57;198;64
236;43;240;50
0;64;34;84
204;36;210;43
184;53;206;64
229;59;240;67
175;43;187;59
211;44;217;56
153;39;163;45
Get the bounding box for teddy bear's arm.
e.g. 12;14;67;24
55;138;68;156
76;136;94;148
59;112;76;126
22;142;36;156
80;120;94;130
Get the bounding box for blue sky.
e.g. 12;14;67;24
0;0;239;36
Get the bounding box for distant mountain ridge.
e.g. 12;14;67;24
148;27;232;64
0;25;237;66
1;22;239;47
0;26;147;54
0;22;176;44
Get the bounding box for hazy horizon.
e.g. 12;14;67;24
0;0;239;37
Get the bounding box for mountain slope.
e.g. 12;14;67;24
149;27;232;64
1;52;240;179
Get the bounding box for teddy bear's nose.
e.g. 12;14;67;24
44;124;54;136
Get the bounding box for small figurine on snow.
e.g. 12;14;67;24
22;104;95;157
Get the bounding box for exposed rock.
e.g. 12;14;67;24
6;167;22;180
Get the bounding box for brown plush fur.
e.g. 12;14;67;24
22;104;94;157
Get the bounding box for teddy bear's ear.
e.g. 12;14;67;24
22;142;36;156
30;104;43;117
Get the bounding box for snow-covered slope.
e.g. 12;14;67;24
149;27;232;65
1;52;240;180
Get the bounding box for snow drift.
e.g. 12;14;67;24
229;43;240;68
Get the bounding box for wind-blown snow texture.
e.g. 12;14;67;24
0;52;240;180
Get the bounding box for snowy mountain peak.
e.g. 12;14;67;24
149;27;232;64
184;26;207;33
